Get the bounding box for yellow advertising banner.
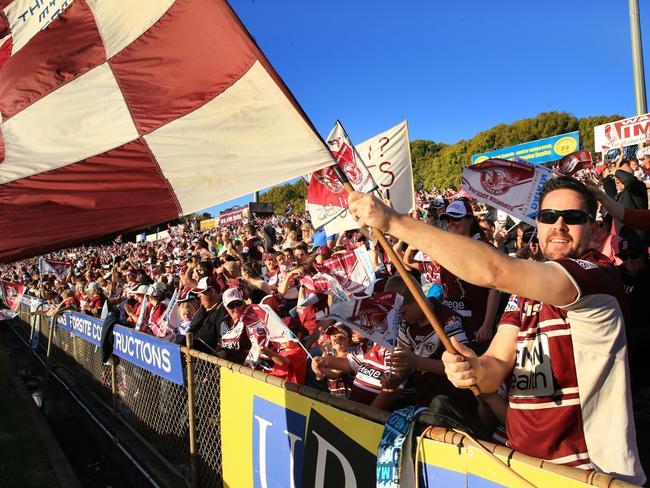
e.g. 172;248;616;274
199;218;217;230
220;368;608;488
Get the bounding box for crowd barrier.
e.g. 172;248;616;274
4;296;638;488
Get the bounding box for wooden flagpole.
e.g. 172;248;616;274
332;166;481;396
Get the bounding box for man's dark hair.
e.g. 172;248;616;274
539;176;597;218
294;243;308;253
245;224;256;236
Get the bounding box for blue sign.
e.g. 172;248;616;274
472;131;580;165
67;312;104;346
112;325;184;385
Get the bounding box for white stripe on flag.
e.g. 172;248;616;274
0;63;139;184
144;61;334;215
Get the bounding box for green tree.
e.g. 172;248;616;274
260;181;308;214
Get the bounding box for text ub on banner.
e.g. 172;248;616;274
462;158;554;225
112;325;184;385
594;113;650;152
307;121;376;234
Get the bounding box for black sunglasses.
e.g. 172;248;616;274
226;300;244;310
536;209;592;225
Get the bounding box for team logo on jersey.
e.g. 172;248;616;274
504;296;520;313
575;259;598;270
510;333;554;398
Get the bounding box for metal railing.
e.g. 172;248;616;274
2;298;636;488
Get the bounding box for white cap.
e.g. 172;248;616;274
441;200;469;219
222;287;243;308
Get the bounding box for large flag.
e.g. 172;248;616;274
316;291;403;349
0;280;25;311
39;258;72;278
461;158;554;226
307;121;377;233
0;0;335;263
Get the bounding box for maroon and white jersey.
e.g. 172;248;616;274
436;266;489;334
499;250;644;484
397;302;467;357
347;343;389;405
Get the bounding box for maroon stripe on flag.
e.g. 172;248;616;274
109;0;257;136
0;139;179;263
0;0;105;121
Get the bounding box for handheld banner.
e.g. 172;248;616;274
112;325;184;386
307;121;377;233
462;158;554;225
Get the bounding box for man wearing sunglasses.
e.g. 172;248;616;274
348;176;644;484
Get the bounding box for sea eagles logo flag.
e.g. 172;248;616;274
317;248;375;297
0;0;335;263
307;121;377;234
0;280;25;311
39;258;72;278
462;158;554;226
316;291;403;349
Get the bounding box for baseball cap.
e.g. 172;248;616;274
637;147;650;159
149;282;166;296
191;276;216;293
129;284;149;295
177;289;198;303
440;200;469;220
222;287;244;308
325;323;352;338
617;234;646;259
314;245;331;258
431;197;446;209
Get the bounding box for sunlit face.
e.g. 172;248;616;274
537;189;596;261
329;332;350;352
446;216;471;236
294;249;306;263
226;300;245;321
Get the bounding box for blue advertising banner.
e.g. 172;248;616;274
67;312;104;346
471;131;580;165
112;325;184;385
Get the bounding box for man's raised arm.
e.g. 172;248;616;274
348;191;578;307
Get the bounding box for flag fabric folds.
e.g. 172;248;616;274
0;0;335;262
307;121;376;233
38;258;72;278
0;280;25;311
316;291;403;349
461;158;554;226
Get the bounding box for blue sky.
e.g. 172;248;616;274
203;0;650;216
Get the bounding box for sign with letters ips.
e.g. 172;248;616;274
472;131;580;165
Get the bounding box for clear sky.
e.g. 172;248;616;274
202;0;650;216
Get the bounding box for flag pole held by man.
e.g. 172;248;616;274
348;175;645;485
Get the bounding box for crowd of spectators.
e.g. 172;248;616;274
1;147;649;479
